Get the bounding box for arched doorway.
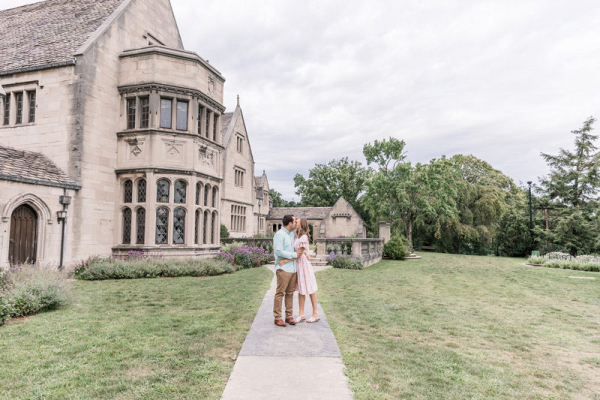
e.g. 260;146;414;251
9;204;38;265
308;225;314;243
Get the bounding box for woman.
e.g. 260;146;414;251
278;217;320;323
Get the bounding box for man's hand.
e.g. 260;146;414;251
297;248;305;257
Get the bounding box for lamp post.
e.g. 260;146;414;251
527;181;533;239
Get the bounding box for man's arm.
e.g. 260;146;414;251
274;233;298;260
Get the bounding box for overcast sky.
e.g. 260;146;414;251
5;0;600;200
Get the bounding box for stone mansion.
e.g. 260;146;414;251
0;0;271;267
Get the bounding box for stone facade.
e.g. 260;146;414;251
0;0;264;266
220;102;271;238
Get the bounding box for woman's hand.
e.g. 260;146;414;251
278;258;292;266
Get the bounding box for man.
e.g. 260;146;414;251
272;215;304;327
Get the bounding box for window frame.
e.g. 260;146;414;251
3;94;9;126
140;97;150;128
160;97;173;129
15;92;23;125
176;100;189;131
27;91;36;123
126;98;136;130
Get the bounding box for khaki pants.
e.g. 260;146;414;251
273;269;297;320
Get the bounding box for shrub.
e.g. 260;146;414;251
216;246;269;270
74;257;235;280
331;256;364;270
327;251;339;265
384;236;411;260
220;241;245;253
220;224;230;238
526;256;546;265
0;293;12;326
5;264;72;319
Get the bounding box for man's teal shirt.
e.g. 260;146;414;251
273;227;297;273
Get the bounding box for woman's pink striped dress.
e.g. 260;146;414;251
295;234;318;295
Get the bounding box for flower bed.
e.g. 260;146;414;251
526;252;600;272
73;251;235;280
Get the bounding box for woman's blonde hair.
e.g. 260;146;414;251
297;218;311;242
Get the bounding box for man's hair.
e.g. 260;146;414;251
282;215;294;227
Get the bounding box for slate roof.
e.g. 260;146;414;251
268;207;332;220
0;0;125;75
0;145;81;189
221;111;236;147
221;112;233;136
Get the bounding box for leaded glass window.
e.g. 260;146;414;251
157;179;170;203
203;210;208;244
123;179;133;203
3;94;9;125
173;208;186;244
195;209;200;244
160;98;172;128
137;179;146;203
174;180;187;204
212;186;218;208
122;207;132;244
140;97;149;128
15;92;23;124
211;212;216;244
176;100;188;131
198;105;204;135
204;184;210;206
136;208;145;244
127;98;136;129
196;182;201;205
28;91;36;123
156;208;169;244
205;110;211;139
213;113;218;141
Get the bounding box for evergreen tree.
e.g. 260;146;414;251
537;117;600;255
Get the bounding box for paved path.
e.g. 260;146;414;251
221;265;353;400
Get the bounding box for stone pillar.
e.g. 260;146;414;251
378;221;391;244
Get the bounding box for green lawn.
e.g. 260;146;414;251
317;253;600;400
0;267;271;400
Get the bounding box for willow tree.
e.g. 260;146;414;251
362;138;459;244
434;155;522;254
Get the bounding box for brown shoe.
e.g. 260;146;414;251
274;319;286;327
286;318;297;325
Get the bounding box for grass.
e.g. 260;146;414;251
317;252;600;400
0;267;271;399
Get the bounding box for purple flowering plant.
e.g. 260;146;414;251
217;246;269;270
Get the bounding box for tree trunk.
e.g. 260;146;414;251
407;220;413;244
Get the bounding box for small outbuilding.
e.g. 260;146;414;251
266;197;367;241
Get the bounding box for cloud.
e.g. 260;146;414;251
5;0;600;200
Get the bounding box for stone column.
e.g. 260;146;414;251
378;221;391;244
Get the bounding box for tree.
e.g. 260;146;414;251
293;157;371;218
536;117;600;255
362;138;459;244
433;155;522;254
269;189;293;208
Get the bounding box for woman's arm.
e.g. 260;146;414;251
278;258;293;266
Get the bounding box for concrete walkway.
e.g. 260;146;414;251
221;265;353;400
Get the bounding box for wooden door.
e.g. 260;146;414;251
9;204;38;265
